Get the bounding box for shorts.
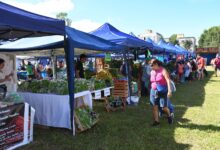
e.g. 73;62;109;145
150;89;168;108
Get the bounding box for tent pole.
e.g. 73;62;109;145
51;49;57;79
123;49;131;102
64;37;75;135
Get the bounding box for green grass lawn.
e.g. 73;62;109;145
20;67;220;150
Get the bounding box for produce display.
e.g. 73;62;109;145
75;106;99;131
74;79;92;93
108;68;119;78
18;80;69;95
96;69;112;81
96;69;113;87
18;77;111;95
84;69;95;79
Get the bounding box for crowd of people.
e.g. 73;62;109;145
17;59;67;80
138;54;216;126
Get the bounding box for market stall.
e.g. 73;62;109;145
0;24;125;135
0;1;67;148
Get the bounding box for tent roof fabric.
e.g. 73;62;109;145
0;35;64;52
158;40;176;54
146;38;164;53
66;26;124;52
0;27;124;53
90;23;153;48
0;1;65;40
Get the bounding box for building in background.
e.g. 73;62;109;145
164;34;196;52
138;29;163;43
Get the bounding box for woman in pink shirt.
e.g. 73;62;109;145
150;59;173;126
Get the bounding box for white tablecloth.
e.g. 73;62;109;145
19;91;92;130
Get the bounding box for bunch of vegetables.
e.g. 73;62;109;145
74;79;92;93
96;69;112;81
108;68;119;78
84;69;95;79
75;106;99;130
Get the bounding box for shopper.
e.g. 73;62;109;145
197;54;205;80
177;61;184;83
75;54;87;78
214;54;220;77
150;59;173;126
0;58;13;99
25;61;35;80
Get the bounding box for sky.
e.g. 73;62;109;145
2;0;220;40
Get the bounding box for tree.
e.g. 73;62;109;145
183;40;193;50
198;26;220;48
169;34;179;45
56;12;72;26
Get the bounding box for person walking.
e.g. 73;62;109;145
214;54;220;77
150;59;173;126
196;55;205;80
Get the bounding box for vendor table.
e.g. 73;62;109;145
19;91;92;135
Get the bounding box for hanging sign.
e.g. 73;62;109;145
105;53;111;62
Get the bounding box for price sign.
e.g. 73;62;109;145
104;88;110;96
94;91;101;99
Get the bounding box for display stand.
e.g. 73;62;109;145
111;79;128;111
74;93;99;134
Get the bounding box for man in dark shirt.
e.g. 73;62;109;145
75;54;87;78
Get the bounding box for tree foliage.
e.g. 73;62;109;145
56;12;72;26
183;40;193;50
198;26;220;48
169;34;179;45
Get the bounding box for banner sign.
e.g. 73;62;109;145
0;103;25;150
196;47;219;53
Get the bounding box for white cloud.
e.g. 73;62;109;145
71;19;101;32
1;0;74;18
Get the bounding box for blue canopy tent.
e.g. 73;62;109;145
0;35;64;52
145;38;164;54
0;1;65;41
167;43;183;55
90;23;153;49
175;45;189;56
91;23;154;100
66;26;123;52
158;40;176;54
